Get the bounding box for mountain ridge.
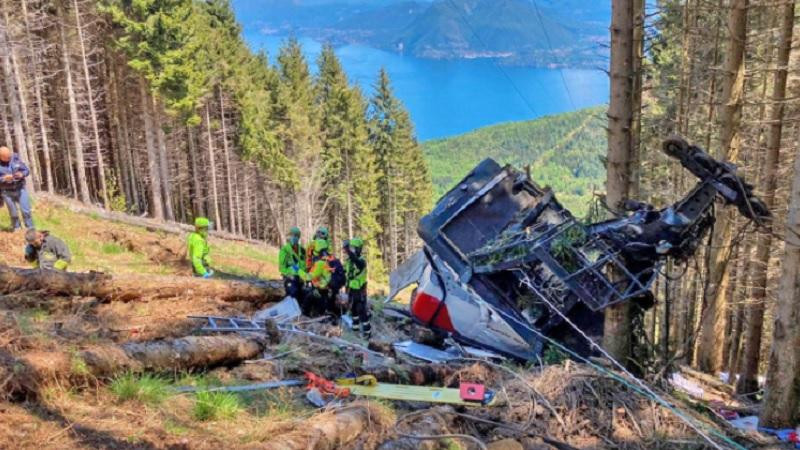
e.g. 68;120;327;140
233;0;608;68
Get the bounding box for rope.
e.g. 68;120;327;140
529;0;577;109
503;270;746;450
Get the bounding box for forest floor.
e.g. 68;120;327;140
0;197;779;449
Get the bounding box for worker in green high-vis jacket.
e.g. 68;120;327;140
344;237;370;338
279;226;306;301
187;217;213;278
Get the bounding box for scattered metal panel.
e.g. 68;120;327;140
394;340;458;363
253;297;302;323
386;250;427;303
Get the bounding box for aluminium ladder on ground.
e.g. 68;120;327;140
188;315;268;332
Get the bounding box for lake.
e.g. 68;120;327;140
243;32;609;141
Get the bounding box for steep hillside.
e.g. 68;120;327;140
0;197;280;280
423;107;606;216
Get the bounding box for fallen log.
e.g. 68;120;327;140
36;192;262;244
0;265;283;303
4;334;271;398
263;405;390;450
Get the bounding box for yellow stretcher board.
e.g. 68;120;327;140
337;382;496;406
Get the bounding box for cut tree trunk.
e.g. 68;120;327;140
36;192;262;244
0;265;283;304
2;335;271;398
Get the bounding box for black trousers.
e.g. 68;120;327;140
283;276;304;301
349;287;371;338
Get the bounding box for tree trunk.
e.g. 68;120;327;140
759;125;800;428
153;98;174;221
22;0;55;194
187;126;203;216
218;88;236;233
58;12;91;203
0;3;37;189
140;79;164;220
0;24;32;175
603;0;636;364
3;335;270;398
738;1;792;395
204;104;221;226
0;265;284;304
72;0;108;208
695;0;748;374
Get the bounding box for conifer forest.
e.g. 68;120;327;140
3;0;800;448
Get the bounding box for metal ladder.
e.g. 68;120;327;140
188;315;267;332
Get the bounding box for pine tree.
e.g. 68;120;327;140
275;38;321;237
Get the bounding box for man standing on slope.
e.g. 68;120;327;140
279;226;306;301
344;238;370;339
0;146;34;231
24;229;71;271
187;217;214;278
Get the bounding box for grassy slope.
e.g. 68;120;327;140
422;106;607;217
0;197;280;279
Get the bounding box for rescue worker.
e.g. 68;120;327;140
305;226;331;271
344;238;370;339
0;146;34;231
301;239;345;316
187;217;213;278
24;229;71;271
278;226;306;301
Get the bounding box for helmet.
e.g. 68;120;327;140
289;226;301;237
312;238;329;256
194;217;210;228
349;237;364;249
315;226;329;240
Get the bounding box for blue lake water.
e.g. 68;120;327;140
243;32;609;141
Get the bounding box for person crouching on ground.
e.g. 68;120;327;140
24;229;71;271
0;146;34;231
344;238;370;339
187;217;214;278
279;226;306;302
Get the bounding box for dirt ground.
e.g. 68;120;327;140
0;200;767;449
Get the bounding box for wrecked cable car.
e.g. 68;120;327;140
387;137;770;361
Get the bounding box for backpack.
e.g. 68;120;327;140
328;257;346;291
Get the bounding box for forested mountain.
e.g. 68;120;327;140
235;0;607;68
0;0;431;277
423;107;605;215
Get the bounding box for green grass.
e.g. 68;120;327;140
174;372;223;390
70;354;90;377
101;242;125;255
110;373;171;405
163;418;190;436
193;391;242;421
